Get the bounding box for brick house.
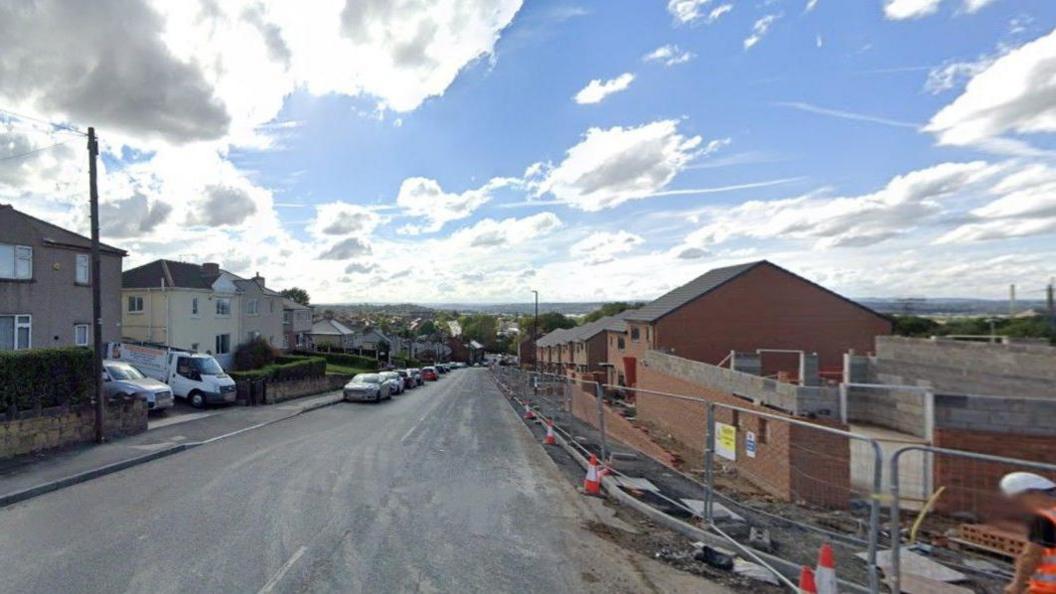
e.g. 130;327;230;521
615;260;891;387
1;204;126;350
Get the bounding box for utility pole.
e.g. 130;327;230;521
531;289;539;372
1009;283;1017;317
88;127;105;443
1047;279;1055;333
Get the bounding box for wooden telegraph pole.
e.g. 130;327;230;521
88;127;104;443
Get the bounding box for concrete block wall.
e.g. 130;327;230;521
0;397;147;460
645;350;840;418
845;386;928;437
873;336;1056;398
933;394;1056;436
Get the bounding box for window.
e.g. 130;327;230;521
246;298;258;315
249;330;261;340
282;334;289;349
74;324;89;346
191;297;199;316
216;298;231;316
127;295;144;313
0;244;32;280
757;418;769;444
269;300;274;313
283;310;291;324
191;343;199;352
617;336;625;350
75;254;89;284
215;333;231;354
0;315;31;350
630;327;640;341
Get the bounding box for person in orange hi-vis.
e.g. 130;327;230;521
1001;472;1056;594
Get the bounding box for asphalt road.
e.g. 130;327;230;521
0;368;707;594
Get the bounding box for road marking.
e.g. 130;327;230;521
147;411;216;430
257;545;306;594
401;412;431;443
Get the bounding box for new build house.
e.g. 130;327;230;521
121;260;284;368
0;204;126;350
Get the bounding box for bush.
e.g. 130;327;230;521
233;337;278;371
228;355;326;383
292;350;378;371
0;347;94;412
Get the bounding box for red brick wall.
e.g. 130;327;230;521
655;263;891;371
933;429;1056;520
636;363;850;507
569;383;676;467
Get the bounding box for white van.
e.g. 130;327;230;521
106;342;237;408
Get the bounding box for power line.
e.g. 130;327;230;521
0;138;79;162
0;107;88;137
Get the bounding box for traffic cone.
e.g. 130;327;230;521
523;402;535;420
583;454;602;495
543;419;556;445
798;566;817;593
815;543;837;594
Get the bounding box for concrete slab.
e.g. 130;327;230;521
858;548;966;583
611;475;659;492
680;499;746;523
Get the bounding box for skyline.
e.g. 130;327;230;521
1;0;1055;303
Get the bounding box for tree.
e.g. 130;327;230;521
520;312;576;335
281;287;310;306
583;302;640;323
892;315;940;337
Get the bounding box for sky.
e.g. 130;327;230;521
1;0;1055;304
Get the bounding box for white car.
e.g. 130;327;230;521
343;373;390;402
379;371;403;395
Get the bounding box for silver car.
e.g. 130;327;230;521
102;360;174;411
343;373;390;402
379;371;403;395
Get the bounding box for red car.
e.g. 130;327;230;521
421;367;439;381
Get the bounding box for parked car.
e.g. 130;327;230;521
396;369;414;389
379;371;403;395
105;342;236;409
102;360;174;411
343;373;389;402
421;367;439;381
407;368;422;386
436;364;448;374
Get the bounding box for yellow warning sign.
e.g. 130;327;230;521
716;422;737;461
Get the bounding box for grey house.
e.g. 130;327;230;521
282;298;312;350
234;273;284;348
0;204;126;351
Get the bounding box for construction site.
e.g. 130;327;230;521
515;261;1056;594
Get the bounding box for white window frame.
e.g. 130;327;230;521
215;333;231;355
128;295;144;314
283;310;291;324
0;244;33;280
74;323;89;346
216;297;231;317
246;298;258;316
191;296;199;317
0;314;32;350
75;254;90;285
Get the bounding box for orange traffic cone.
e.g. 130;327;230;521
523;402;535;420
543;419;556;445
815;543;837;594
583;454;602;495
798;566;817;594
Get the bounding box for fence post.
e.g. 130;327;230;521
889;448;905;594
594;381;607;463
703;402;716;525
866;440;883;594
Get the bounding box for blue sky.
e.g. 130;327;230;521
2;0;1056;303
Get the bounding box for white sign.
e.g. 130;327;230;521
715;422;737;461
745;431;757;458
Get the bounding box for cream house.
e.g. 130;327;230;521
121;260;282;369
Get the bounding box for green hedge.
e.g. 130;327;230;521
229;355;326;383
292;350;378;371
0;347;94;412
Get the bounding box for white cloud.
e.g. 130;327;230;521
643;45;695;67
679;161;996;250
527;120;704;211
569;231;645;264
936;163;1056;242
805;0;821;11
926;29;1056;152
744;14;779;50
884;0;1000;20
449;212;562;248
396;176;516;234
574;73;635;105
924;53;1000;94
667;0;710;23
707;4;733;23
319;237;373;259
308;202;381;237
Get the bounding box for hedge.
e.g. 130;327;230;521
228;355;326;383
0;347;94;413
292;350;378;371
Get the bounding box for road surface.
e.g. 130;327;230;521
0;368;719;594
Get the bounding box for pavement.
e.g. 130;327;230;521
0;368;733;594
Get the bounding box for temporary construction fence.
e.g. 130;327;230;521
494;366;885;593
494;366;1053;594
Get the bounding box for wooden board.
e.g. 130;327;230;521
897;573;974;594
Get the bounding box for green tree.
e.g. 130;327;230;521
281;287;310;306
461;314;500;349
892;315;940;337
521;312;576;336
418;320;438;335
583;302;639;323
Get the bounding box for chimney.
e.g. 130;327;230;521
202;262;220;276
252;271;265;287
